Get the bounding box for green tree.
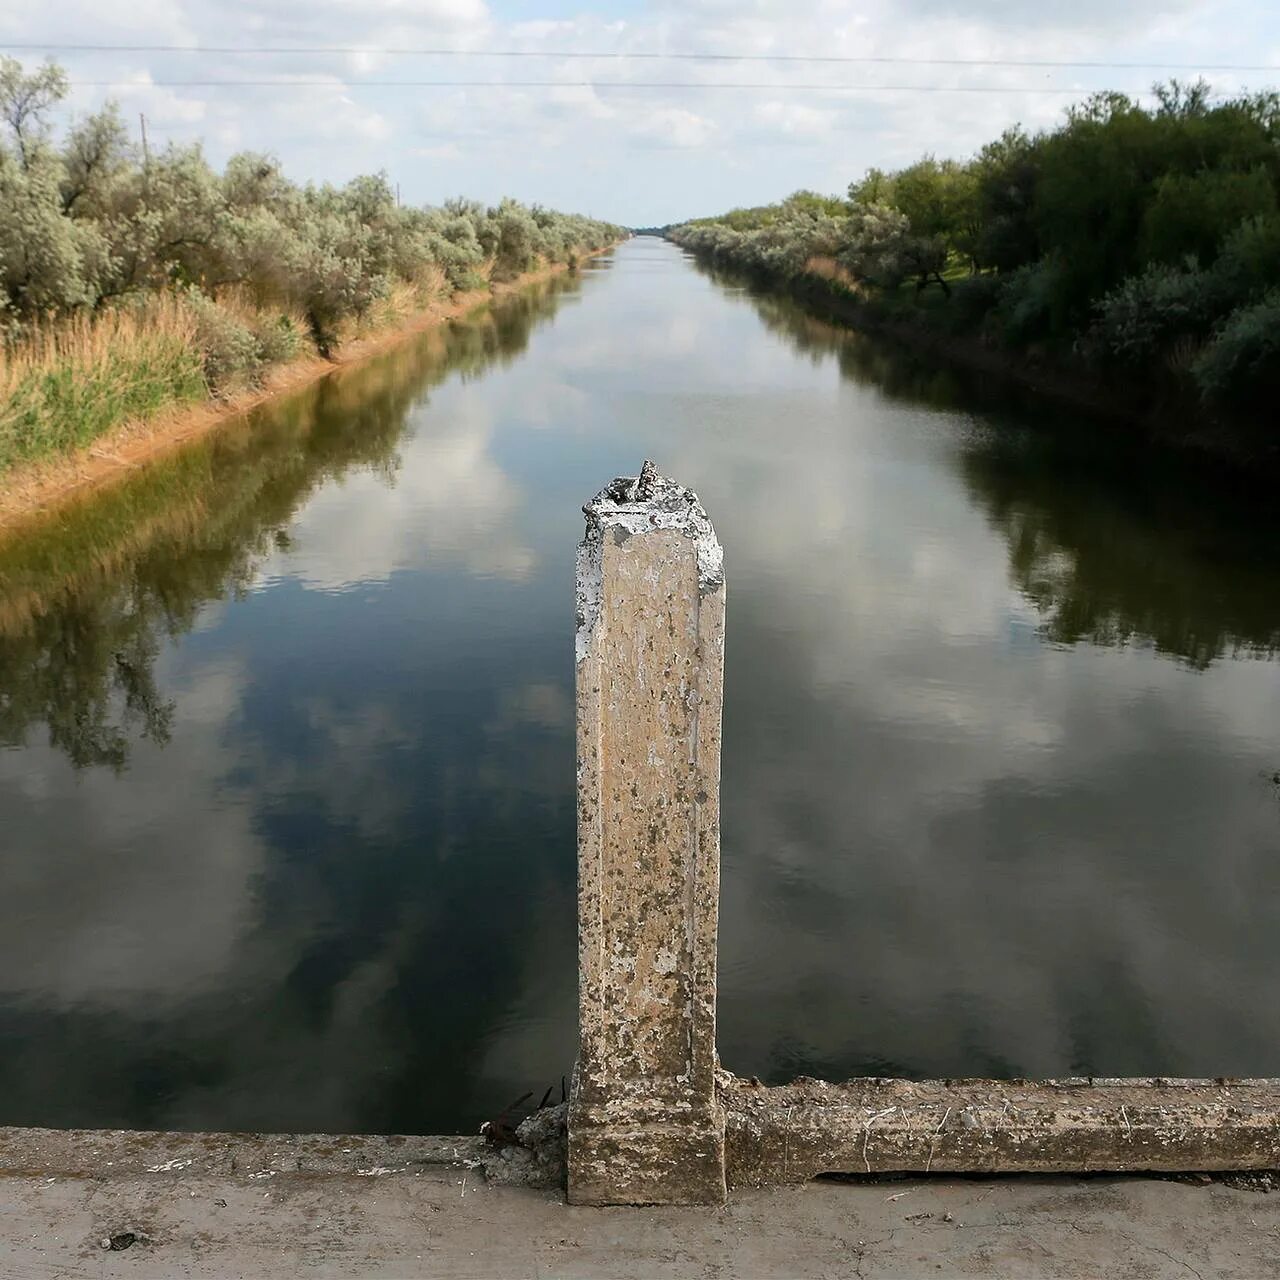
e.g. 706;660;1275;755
0;57;67;170
61;104;132;217
971;127;1040;273
1141;166;1277;266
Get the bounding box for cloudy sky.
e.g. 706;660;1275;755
4;1;1278;233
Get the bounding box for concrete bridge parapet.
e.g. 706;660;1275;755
566;465;1280;1206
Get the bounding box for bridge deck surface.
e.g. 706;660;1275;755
1;1141;1275;1279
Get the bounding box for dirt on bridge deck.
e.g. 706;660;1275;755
0;1126;1277;1279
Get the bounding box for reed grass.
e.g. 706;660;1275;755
0;252;551;479
0;298;206;474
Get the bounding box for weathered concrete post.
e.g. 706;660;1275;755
568;463;727;1206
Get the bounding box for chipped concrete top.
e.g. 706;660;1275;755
582;466;724;592
576;465;724;666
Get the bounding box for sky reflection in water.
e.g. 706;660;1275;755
1;239;1278;1134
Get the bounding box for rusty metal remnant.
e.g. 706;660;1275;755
568;467;727;1206
721;1074;1280;1186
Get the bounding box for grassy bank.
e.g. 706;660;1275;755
0;274;584;770
1;296;207;473
0;246;617;528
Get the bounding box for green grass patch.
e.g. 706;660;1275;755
0;309;207;475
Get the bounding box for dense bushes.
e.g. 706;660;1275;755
0;57;622;471
0;58;621;339
1192;292;1280;413
1088;264;1220;365
669;81;1280;442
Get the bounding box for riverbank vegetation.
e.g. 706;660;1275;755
0;276;572;768
0;57;623;477
668;83;1280;453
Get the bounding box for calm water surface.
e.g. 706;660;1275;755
2;239;1279;1134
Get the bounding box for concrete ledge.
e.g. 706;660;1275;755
721;1075;1280;1186
0;1125;488;1180
0;1107;570;1192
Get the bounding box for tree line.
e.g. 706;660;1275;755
668;83;1280;444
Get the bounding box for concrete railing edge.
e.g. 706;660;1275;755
567;466;1280;1205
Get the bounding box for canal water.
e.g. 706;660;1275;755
2;238;1278;1135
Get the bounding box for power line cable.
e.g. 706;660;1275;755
3;43;1277;72
59;79;1197;93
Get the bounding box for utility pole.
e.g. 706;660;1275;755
139;113;150;170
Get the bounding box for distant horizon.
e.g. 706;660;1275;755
4;0;1278;224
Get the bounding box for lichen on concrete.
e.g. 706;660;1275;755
719;1073;1280;1187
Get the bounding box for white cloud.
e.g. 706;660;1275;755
626;105;718;149
546;82;616;121
12;0;1274;220
753;99;835;139
410;141;461;161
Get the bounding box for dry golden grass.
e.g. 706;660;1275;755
0;242;609;505
211;286;310;338
803;255;862;292
0;298;207;474
1;295;198;382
